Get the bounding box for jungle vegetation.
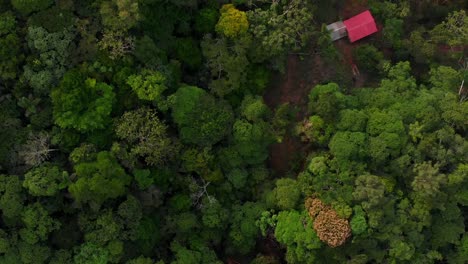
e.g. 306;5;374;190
0;0;467;263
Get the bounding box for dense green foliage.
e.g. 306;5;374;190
296;62;467;262
51;71;115;132
0;0;466;263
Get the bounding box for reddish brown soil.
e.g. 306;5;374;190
264;50;337;177
340;0;369;18
263;0;374;177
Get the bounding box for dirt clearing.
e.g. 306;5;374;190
264;0;372;176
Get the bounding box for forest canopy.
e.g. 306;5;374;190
0;0;466;263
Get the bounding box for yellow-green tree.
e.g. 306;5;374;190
215;4;248;38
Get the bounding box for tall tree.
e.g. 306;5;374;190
169;85;234;146
201;35;250;97
215;4;248;39
274;210;321;263
431;10;468;48
0;11;21;81
23;164;68;197
115;108;179;166
51;70;116;132
247;0;314;60
69;151;131;206
23;26;75;95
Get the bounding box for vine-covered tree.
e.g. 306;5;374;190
248;0;315;59
115;108;179;166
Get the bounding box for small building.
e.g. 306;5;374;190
326;21;347;41
327;10;378;43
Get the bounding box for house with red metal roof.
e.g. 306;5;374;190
326;10;378;43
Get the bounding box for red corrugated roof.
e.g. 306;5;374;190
343;10;378;43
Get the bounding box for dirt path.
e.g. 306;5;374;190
264;49;335;176
263;0;372;177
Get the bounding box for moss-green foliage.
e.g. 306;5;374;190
232;119;274;165
127;70;168;101
18;241;51;263
430;10;468;47
215;4;248;38
19;202;60;244
170;85;234;146
240;95;271;122
69;151;131;205
51;70;115;132
337;109;368;132
23;165;68;196
272;178;301;210
228;202;265;254
0;11;14;35
100;0;139;32
350;206;367;235
308;82;345;121
132;169;153;190
296;115;333;146
227;168;248;189
126;256;155;264
329;131;368;161
170;242;222;264
383;18;404;49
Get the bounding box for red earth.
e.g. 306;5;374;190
264;49;337;177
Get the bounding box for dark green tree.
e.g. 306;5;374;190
231;119;274;165
170;85;234;146
11;0;53;15
195;8;218;34
23;26;75;95
0;174;24;224
0;12;21;81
